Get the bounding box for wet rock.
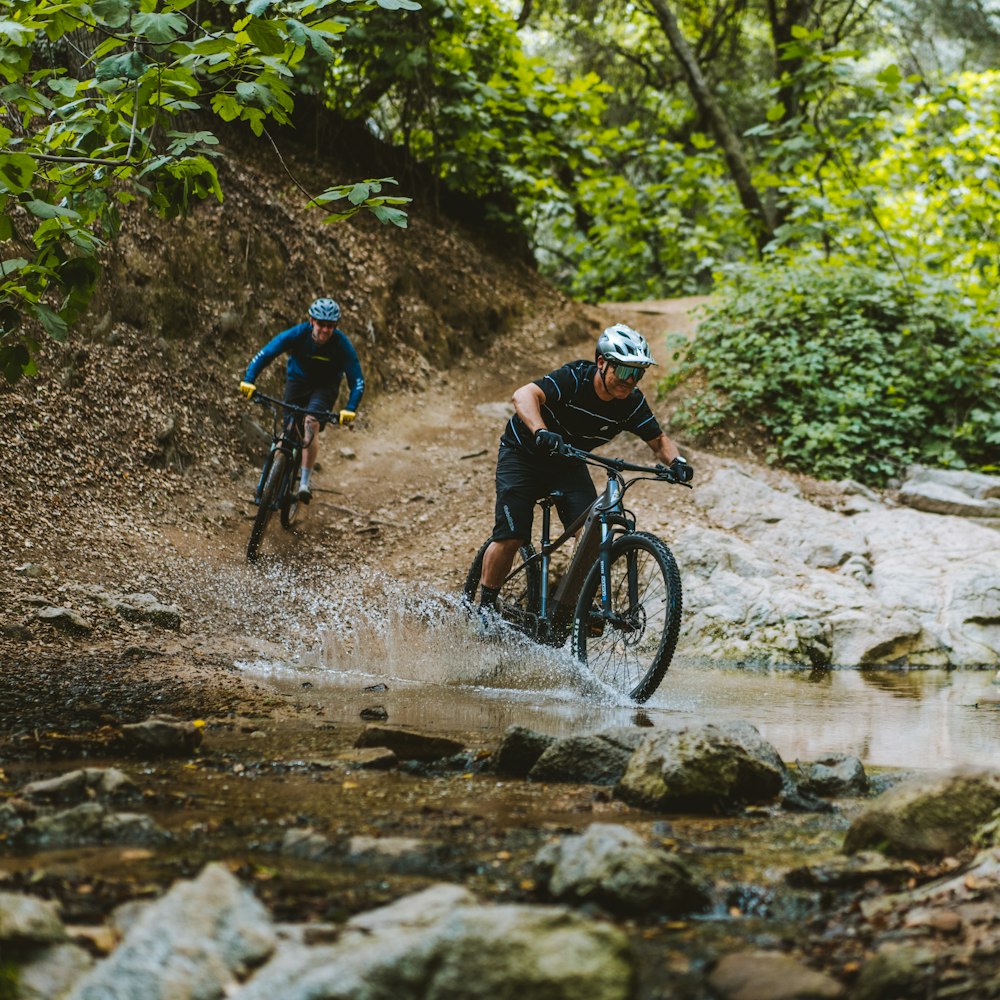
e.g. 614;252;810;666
0;892;67;945
850;943;937;1000
21;768;140;804
843;770;1000;859
492;725;557;777
533;822;710;916
359;705;389;721
120;716;203;756
113;593;181;630
282;827;334;861
65;863;276;1000
785;851;920;890
335;747;397;770
616;721;786;812
35;606;93;635
232;883;634;1000
529;732;638;786
16;942;94;1000
27;802;168;848
708;951;845;1000
0;801;27;838
796;754;868;797
353;724;464;762
346;835;446;872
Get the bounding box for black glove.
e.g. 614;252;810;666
534;429;564;455
669;456;694;483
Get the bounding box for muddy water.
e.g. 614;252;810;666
232;578;1000;773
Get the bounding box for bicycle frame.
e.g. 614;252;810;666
504;444;685;646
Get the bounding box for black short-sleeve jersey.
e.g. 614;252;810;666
500;360;662;455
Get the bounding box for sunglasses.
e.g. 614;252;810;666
608;362;647;382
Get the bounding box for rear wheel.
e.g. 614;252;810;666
247;450;287;562
464;538;542;639
572;531;682;703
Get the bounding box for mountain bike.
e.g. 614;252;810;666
245;391;337;563
464;444;691;703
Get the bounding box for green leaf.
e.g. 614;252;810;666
132;11;186;44
0;19;33;45
375;0;422;9
370;203;408;227
348;182;371;205
245;17;286;56
33;302;69;341
247;0;273;14
0;153;36;194
96;51;150;81
0;257;29;276
91;0;133;28
24;200;83;221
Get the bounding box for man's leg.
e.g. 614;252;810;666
479;537;525;608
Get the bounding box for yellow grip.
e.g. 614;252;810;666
339;409;356;426
239;381;256;400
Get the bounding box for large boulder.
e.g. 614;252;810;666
615;721;786;812
843;770;1000;859
533;822;710;916
232;883;635;1000
676;462;1000;668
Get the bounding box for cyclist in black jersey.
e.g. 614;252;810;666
476;324;693;614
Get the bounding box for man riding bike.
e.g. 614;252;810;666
475;323;693;615
239;297;365;504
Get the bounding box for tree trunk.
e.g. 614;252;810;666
644;0;776;253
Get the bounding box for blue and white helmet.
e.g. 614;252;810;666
596;324;656;366
308;297;341;323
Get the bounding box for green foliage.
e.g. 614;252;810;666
0;0;414;382
662;262;1000;483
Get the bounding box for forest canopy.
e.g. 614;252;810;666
2;0;997;478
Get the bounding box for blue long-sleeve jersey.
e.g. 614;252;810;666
245;322;365;411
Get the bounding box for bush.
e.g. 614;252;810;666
661;262;1000;484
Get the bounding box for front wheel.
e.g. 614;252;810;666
572;531;682;703
464;538;542;639
247;449;287;562
279;457;302;529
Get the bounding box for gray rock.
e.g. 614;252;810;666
120;717;203;756
492;725;557;777
232;883;633;1000
27;802;167;848
66;863;276;1000
35;606;92;634
708;950;845;1000
281;827;334;861
616;721;786;812
850;943;936;1000
0;892;67;945
796;754;869;797
354;724;464;762
844;770;1000;859
528;733;636;786
16;942;94;1000
534;822;710;916
21;768;139;804
114;593;181;630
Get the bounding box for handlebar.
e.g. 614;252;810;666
250;390;339;425
557;442;692;487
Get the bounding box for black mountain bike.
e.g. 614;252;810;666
246;391;336;563
464;444;691;703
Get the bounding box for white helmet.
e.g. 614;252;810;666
596;324;656;367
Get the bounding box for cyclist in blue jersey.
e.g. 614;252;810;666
239;297;364;504
475;324;692;614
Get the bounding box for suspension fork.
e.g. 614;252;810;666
597;474;625;615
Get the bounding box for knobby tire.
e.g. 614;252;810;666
247;449;287;562
572;531;682;703
280;456;302;529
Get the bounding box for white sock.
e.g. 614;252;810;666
300;468;311;490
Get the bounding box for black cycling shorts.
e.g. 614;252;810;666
492;442;597;542
284;380;337;430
